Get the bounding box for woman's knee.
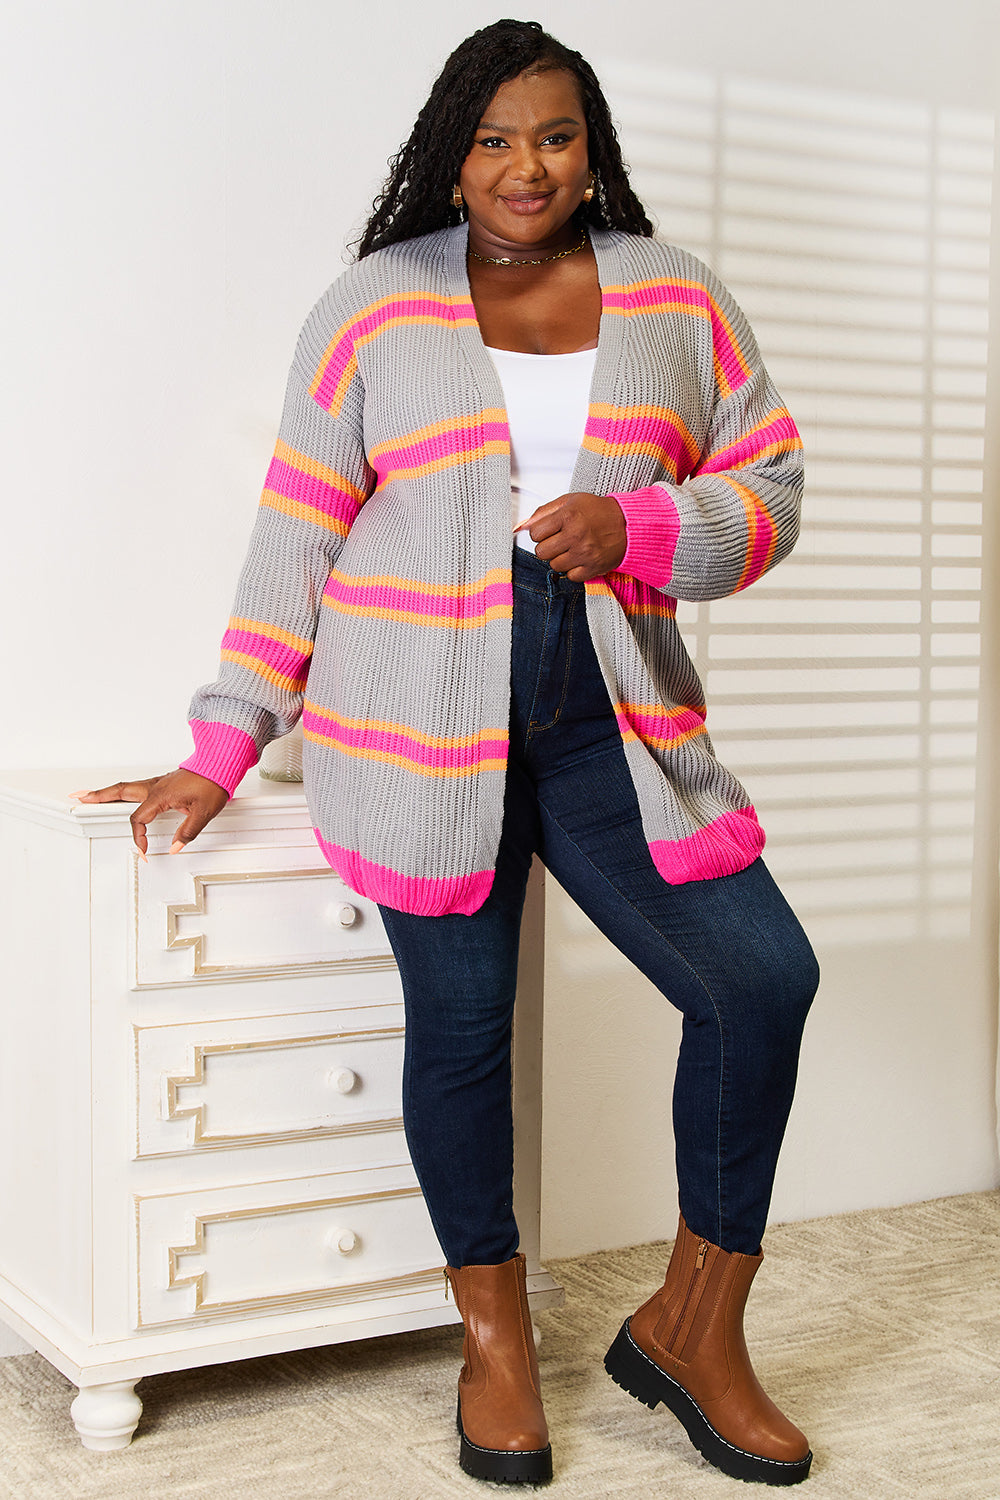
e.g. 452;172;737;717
739;929;820;1042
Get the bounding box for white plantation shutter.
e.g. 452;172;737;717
605;62;993;946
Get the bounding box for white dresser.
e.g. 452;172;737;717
0;769;560;1450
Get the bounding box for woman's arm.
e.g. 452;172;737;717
74;293;373;854
608;273;802;601
179;358;373;794
610;381;802;601
518;273;802;596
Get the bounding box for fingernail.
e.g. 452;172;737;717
68;790;88;799
137;850;149;865
169;841;185;855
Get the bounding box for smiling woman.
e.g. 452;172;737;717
72;18;818;1490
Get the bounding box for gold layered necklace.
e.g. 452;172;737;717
468;228;588;268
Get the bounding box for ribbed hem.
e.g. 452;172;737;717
610;486;681;590
649;807;766;884
180;719;260;796
314;832;495;916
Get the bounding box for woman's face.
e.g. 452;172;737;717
459;68;590;256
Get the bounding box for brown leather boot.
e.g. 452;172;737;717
445;1252;552;1485
604;1215;811;1485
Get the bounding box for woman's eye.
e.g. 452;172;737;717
542;134;570;146
478;137;507;149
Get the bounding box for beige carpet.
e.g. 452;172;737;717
0;1192;997;1500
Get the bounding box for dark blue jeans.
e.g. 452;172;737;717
379;547;819;1267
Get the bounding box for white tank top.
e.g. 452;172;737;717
486;346;597;552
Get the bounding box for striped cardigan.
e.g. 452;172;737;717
182;225;803;916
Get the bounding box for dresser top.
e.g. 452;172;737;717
0;768;308;839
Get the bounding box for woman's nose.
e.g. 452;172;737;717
508;146;545;182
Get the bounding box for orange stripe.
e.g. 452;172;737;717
324;352;358;418
229;617;313;654
308;294;475;399
604;298;711;320
220;650;307;694
581;435;688;469
272;439;368;502
260;491;352;535
368;410;507;463
303;704;507;748
725;476;778;592
326;568;509;599
302;727;506;777
619;699;706;718
709;305;753;399
710;438;801;469
373;440;508;486
321;599;512;629
634;723;707;750
603;277;715;295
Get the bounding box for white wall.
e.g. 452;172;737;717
0;0;997;1361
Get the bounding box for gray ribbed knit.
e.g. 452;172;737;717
181;225;804;915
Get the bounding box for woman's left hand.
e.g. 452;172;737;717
514;492;627;582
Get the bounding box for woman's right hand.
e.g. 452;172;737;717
70;770;230;860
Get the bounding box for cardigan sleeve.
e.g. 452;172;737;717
610;274;803;602
179;330;374;795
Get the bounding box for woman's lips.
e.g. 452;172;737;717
500;193;553;215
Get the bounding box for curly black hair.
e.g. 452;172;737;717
355;19;653;258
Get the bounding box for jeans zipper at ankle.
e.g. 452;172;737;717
664;1239;708;1356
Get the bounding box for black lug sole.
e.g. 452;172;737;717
457;1401;553;1485
604;1319;812;1487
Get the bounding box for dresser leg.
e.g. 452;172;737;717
70;1380;143;1450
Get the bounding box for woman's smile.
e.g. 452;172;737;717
499;191;555;215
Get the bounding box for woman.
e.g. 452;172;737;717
75;19;819;1489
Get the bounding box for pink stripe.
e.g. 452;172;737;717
264;456;361;525
323;575;512;621
313;341;356;410
612;487;682;591
585;411;694;482
314;834;495;916
313;297;475;409
617;705;706;743
740;508;778;591
222;628;311;681
698;415;800;476
180;719;259;796
649;808;765;884
709;306;750;394
603;572;676;616
373;419;508;479
603;283;709;316
303;708;506;771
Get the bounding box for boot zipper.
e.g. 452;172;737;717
665;1239;709;1355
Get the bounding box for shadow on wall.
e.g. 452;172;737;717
601;60;993;947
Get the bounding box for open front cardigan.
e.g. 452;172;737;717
181;225;804;916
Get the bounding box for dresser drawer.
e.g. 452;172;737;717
134;1167;442;1327
132;843;394;989
134;1008;405;1158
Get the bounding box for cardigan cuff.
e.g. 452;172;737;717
610;486;681;590
180;719;260;797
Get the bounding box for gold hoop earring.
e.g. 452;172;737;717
582;174;596;204
452;184;464;208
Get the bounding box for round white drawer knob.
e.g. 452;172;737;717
326;1228;358;1255
338;905;358;927
328;1068;358;1094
